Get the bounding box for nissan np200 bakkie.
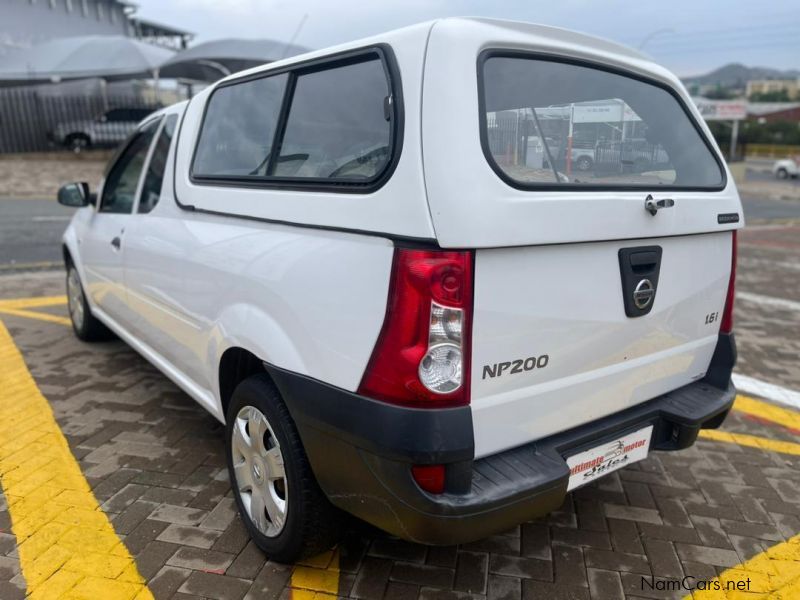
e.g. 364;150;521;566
59;18;742;561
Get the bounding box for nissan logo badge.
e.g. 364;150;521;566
633;279;655;310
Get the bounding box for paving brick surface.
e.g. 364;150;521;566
0;222;798;599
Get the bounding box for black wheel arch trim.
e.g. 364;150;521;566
261;362;475;465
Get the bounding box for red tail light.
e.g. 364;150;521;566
357;249;473;408
720;230;737;334
411;465;446;494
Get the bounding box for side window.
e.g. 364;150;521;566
100;120;160;214
131;108;155;122
190;50;397;188
104;109;127;123
138;115;178;214
192;74;288;177
273;58;391;180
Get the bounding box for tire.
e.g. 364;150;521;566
226;373;344;562
776;168;789;180
575;156;593;172
65;134;90;153
66;263;113;341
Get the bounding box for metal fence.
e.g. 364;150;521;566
594;140;670;173
0;89;161;154
744;143;800;159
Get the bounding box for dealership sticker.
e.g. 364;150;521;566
565;425;653;491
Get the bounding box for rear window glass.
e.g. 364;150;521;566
480;56;724;189
192;74;288;177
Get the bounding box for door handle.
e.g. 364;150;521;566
629;250;658;273
110;236;121;250
644;194;675;216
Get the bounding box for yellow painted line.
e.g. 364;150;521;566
687;534;800;598
289;549;340;599
734;394;800;432
699;429;800;456
0;261;62;272
0;295;67;310
0;320;153;600
0;295;71;327
0;308;71;327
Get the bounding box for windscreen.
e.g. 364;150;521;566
481;56;724;189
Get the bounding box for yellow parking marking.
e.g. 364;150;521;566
0;295;71;327
0;295;67;310
733;394;800;432
0;307;71;327
699;429;800;456
289;549;341;599
687;534;800;598
0;320;153;600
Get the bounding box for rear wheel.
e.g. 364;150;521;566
226;374;343;562
776;167;789;179
66;264;112;341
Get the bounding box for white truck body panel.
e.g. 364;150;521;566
62;16;743;461
470;232;731;457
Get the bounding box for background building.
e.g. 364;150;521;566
0;0;191;56
746;78;800;101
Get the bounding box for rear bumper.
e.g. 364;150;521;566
265;333;736;545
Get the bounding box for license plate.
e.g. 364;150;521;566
565;425;653;491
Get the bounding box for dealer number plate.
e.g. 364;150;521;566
565;425;653;491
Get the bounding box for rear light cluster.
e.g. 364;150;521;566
410;465;446;494
358;249;473;409
720;230;737;334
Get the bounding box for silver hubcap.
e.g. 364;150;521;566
231;406;287;537
67;268;85;330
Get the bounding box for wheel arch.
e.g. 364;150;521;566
218;346;274;421
65;132;91;145
62;243;73;266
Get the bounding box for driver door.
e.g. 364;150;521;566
80;118;160;328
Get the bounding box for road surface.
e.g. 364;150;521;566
2;193;798;269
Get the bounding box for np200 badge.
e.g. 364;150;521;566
482;355;550;379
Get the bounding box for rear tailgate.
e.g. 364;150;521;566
471;233;732;456
421;19;743;457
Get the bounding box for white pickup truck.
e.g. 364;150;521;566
58;18;742;561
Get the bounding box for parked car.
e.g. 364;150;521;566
51;107;157;152
58;18;742;562
773;157;799;179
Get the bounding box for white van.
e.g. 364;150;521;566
58;18;742;561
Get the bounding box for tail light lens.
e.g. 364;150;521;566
720;230;737;334
411;464;446;494
357;249;473;408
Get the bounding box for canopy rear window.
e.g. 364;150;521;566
479;55;725;190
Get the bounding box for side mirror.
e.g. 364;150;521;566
57;182;91;207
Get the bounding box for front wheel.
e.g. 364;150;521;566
776;168;789;179
66;134;90;153
66;264;113;341
226;374;344;562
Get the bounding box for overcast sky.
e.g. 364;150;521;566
134;0;799;77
